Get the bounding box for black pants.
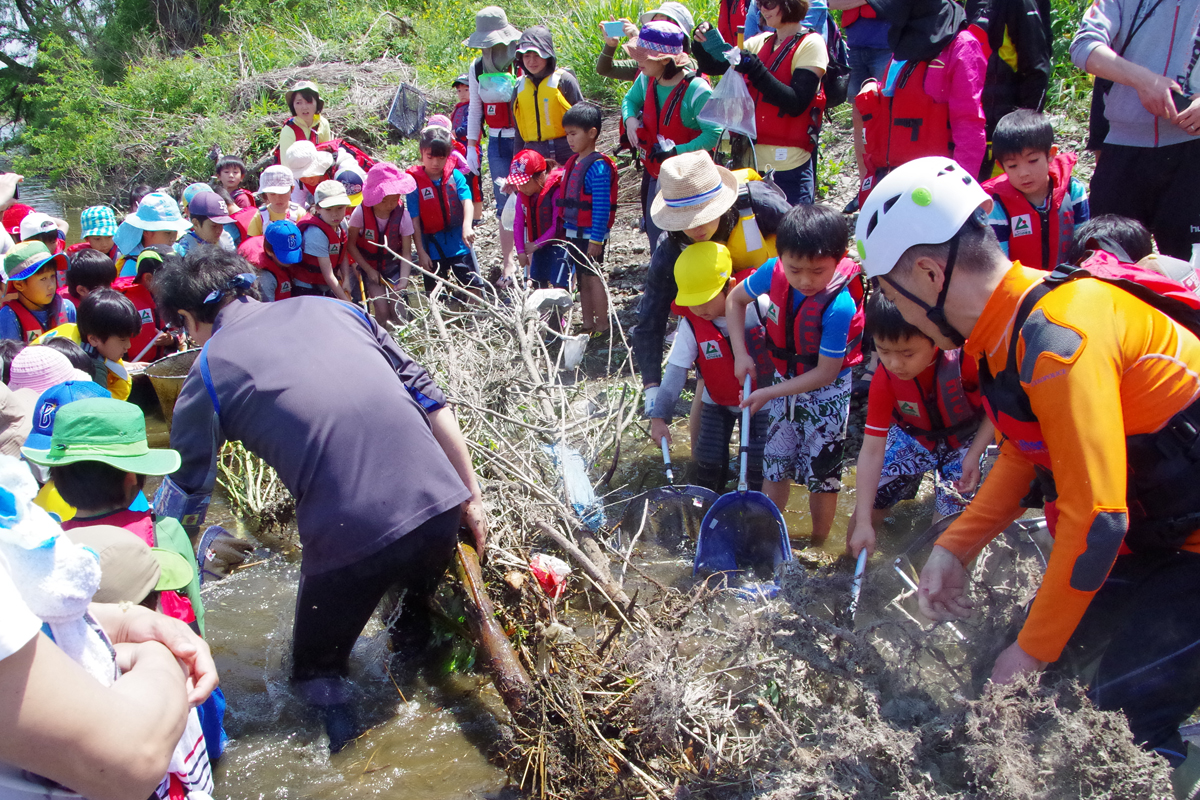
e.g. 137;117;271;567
291;506;462;689
1089;139;1200;259
1052;548;1200;766
425;253;486;294
693;402;768;494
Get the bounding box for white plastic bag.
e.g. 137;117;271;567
697;66;756;140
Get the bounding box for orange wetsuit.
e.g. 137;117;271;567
935;263;1200;663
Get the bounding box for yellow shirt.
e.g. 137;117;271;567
742;31;828;172
278;114;332;156
246;202;305;237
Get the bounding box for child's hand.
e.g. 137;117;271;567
955;460;982;495
587;241;604;260
463;225;476;247
154;330;174;346
518;253;530;269
650;418;671;446
848;518;877;558
733;352;756;385
740;388;771;416
417;251;433;272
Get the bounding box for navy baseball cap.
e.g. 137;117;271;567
24;380;113;451
264;220;303;265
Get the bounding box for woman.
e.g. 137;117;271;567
621;21;722;255
596;2;696;81
277;80;333;159
632;150;790;425
463;6;524;283
695;0;828;205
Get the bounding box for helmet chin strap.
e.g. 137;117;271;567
880;237;967;348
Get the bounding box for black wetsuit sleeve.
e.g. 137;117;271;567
631;238;683;386
735;54;821;116
693;44;731;75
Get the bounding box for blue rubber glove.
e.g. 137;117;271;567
701;26;734;60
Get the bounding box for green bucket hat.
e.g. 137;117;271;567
22;397;181;475
3;240;67;283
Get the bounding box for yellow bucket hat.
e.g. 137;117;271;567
673;241;732;307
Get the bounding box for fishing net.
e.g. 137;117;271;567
387;82;428;136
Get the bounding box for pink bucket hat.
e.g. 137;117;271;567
362;162;417;207
426;114;454;130
8;347;76;394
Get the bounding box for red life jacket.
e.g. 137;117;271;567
407;164;464;237
979;251;1200;552
749;32;826;153
476;59;518;130
355;207;406;273
236;236;292;301
856;59;952;186
887;349;983;451
293;214;346;286
984;152;1078;272
558;152;618;236
65;241;119;261
230;188;256;210
522;169;565;247
718;0;749;45
678;307;775;406
841;3;877;27
273;118;320;164
229;205;259;242
316;138;378;174
639;74;702;178
4;298;65;343
111;277;163;361
763;257;865;378
451;101;471;145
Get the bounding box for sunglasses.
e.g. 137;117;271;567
758;0;781;9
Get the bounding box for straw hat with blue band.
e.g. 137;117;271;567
3;240;68;283
22;397;181;475
649;151;739;232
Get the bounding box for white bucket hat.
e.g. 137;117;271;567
283;141;334;179
462;6;523;49
258;165;297;196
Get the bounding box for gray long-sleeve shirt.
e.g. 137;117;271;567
1071;0;1200;148
169;296;470;575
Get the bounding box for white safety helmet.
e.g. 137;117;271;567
854;157;991;279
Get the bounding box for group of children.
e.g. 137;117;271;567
648;103;1091;551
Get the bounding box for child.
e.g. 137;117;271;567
726;204;864;547
512;26;582;166
113;247;175;362
336;169;365;207
847;291;994;557
649;241;773;492
427;114;484;223
559;103;617;333
176;192;237;257
983;109;1090;271
19;211;68;254
127;184;153;214
1064;213;1153;266
452;74;472;146
348;162;415;324
295;179;353;299
113;192;192;273
215;153;255;209
0;242;76;343
40;336;95;374
406;126;483;295
66;206;120;261
65;247;117;302
238;219;301;302
284;140;335;208
77;288;142;400
246;164;306;238
509;149;568;289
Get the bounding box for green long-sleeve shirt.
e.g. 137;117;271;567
621;73;723;154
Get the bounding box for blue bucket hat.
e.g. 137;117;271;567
113;192;191;256
264;220;303;265
79;206;119;239
3;241;68;283
182;182;214;206
24;380;113;451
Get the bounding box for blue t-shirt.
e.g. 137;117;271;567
845;16;890;50
743;258;856;372
0;297;77;342
563;158;615;243
406;170;471;260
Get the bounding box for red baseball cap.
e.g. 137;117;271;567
3;204;34;237
507;150;547;187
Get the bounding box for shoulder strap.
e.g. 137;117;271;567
197;341;221;415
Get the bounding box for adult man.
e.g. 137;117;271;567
855;156;1200;772
151;246;487;750
1071;0;1200;259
